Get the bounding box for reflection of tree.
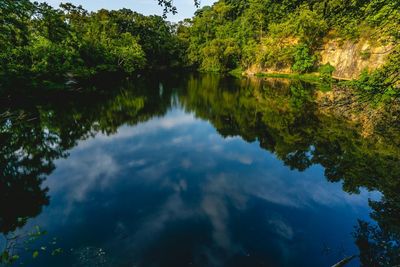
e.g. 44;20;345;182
0;74;178;235
180;74;320;170
180;74;400;265
0;115;55;233
354;194;400;266
353;219;400;267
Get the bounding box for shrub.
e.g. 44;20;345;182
319;63;335;84
292;44;316;73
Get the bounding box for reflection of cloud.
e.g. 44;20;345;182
252;179;307;208
211;144;223;152
203;174;247;210
36;107;376;266
201;194;234;266
234;165;376;210
161;178;188;192
202;195;230;249
128;159;147;167
199;174;248;266
135;159;170;182
46;150;120;216
112;192;199;264
268;217;294;240
76;111;196;150
159;114;195;129
172;135;192;144
181;159;192;169
226;152;253;165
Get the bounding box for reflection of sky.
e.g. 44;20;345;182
31;108;378;266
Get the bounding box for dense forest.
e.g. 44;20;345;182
182;0;399;100
1;0;399;101
185;0;399;69
0;0;187;84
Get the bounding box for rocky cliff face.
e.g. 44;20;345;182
245;38;393;80
320;39;393;80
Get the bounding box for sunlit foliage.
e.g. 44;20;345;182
0;1;186;85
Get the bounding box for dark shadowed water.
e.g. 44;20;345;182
1;73;399;267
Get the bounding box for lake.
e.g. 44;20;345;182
1;73;398;267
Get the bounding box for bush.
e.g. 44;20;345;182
350;49;400;102
291;44;316;73
319;63;335;84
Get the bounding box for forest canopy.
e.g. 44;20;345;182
180;0;399;100
0;0;186;84
183;0;399;71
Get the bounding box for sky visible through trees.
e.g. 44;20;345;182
34;0;216;22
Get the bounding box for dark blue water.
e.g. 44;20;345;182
1;73;398;266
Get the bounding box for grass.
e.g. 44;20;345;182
254;72;321;83
253;72;334;91
226;69;335;91
228;67;244;78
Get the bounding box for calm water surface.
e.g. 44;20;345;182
1;73;399;266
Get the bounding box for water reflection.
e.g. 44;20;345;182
0;73;399;266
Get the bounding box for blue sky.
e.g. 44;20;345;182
35;0;216;22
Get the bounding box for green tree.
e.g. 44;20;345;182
292;44;316;73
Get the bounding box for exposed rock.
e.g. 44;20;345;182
245;38;394;80
320;39;393;80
